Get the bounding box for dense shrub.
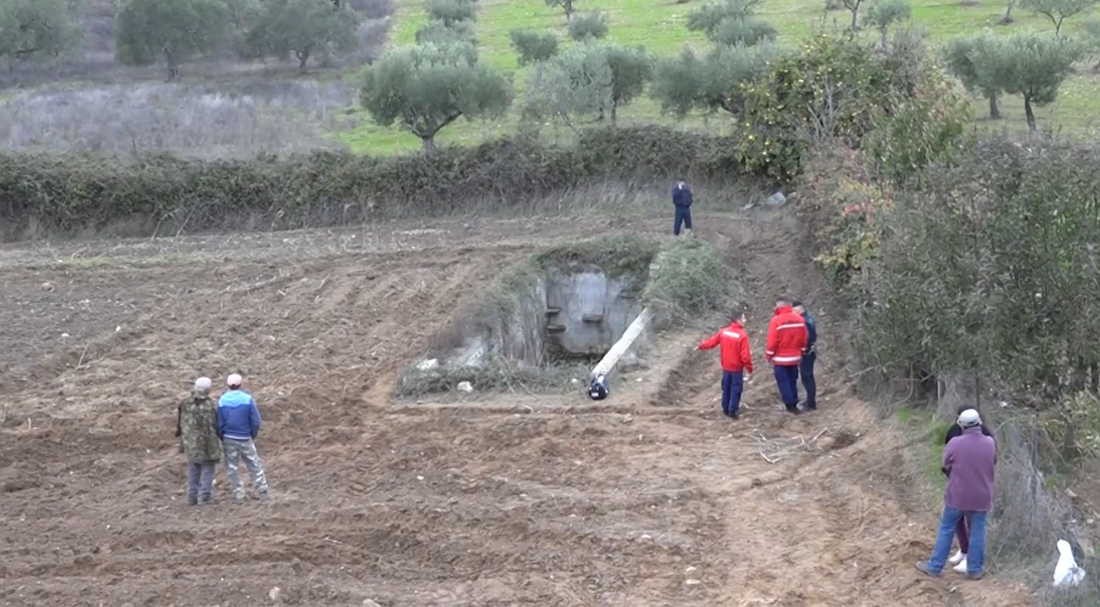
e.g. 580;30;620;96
733;35;908;181
857;138;1100;404
643;238;739;324
0;126;744;240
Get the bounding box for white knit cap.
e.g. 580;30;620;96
226;373;243;388
957;408;982;428
194;377;212;392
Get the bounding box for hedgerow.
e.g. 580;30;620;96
0;126;743;240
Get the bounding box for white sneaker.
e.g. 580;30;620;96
948;550;965;565
953;557;968;573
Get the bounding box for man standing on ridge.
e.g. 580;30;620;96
792;301;817;411
697;310;755;419
766;297;808;414
672;180;694;236
218;373;270;503
176;376;222;505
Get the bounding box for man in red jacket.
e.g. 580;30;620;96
697;310;754;419
766;297;808;414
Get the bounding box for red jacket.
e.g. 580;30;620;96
698;321;754;373
766;305;808;366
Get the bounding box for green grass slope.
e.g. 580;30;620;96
340;0;1100;155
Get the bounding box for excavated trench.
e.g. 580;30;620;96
402;255;654;396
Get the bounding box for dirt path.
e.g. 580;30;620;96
0;210;1033;606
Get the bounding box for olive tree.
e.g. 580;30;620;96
866;0;911;46
979;33;1082;131
840;0;865;31
360;43;513;152
1021;0;1099;35
525;43;651;125
116;0;231;80
602;44;653;122
651;43;776;116
245;0;359;71
509;29;559;65
545;0;578;21
525;43;612;126
425;0;476;26
687;0;775;45
943;33;1007;119
0;0;79;65
417;19;478;47
567;11;609;41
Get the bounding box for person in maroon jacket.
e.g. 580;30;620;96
942;404;995;573
765;297;808;414
697;310;754;419
916;408;997;580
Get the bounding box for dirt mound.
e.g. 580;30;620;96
0;212;1033;605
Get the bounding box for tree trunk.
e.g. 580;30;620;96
1024;95;1036;132
988;93;1001;119
1055;17;1064;36
421;135;436;154
610;103;617;125
849;0;861;31
1000;0;1014;24
297;48;311;72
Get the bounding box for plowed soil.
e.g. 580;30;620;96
0;210;1034;606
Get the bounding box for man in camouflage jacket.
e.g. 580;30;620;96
176;377;222;505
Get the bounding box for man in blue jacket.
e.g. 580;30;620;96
793;301;817;411
672;180;694;236
218;373;270;503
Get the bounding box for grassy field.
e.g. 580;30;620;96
339;0;1100;155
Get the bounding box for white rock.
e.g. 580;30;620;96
416;358;440;371
268;587;281;602
765;191;787;206
362;600;383;607
684;579;701;586
456;381;474;393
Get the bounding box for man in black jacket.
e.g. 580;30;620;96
672;180;693;236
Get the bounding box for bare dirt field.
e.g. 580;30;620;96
0;209;1035;606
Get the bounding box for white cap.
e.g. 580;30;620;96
226;373;243;388
194;377;212;392
957;408;982;428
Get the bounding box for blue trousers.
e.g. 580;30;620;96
721;371;744;416
773;364;799;408
673;206;693;235
800;351;817;409
926;506;988;575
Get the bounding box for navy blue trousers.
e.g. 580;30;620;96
721;370;744;416
673;206;693;235
800;352;816;409
773;364;800;408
